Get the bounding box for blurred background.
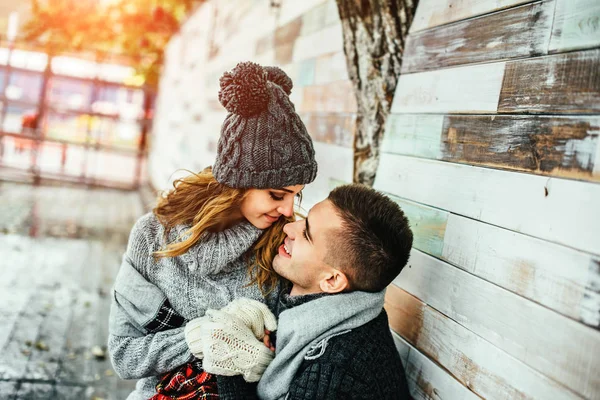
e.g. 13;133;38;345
1;0;599;399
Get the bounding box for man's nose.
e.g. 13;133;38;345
283;219;303;236
277;196;294;217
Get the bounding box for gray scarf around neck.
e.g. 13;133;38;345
257;290;385;400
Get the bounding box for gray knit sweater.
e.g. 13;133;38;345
108;212;276;400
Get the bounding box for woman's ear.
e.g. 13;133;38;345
319;269;349;293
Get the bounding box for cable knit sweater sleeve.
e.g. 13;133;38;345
108;214;193;379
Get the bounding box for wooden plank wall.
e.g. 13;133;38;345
151;0;352;208
379;0;600;398
153;0;600;398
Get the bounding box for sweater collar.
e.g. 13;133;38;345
170;220;263;274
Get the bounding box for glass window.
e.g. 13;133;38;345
0;48;9;65
37;142;83;178
86;150;136;184
2;104;38;133
93;86;144;119
47;77;93;111
97;63;136;84
5;71;43;104
52;56;97;79
10;49;48;71
0;68;6;94
44;112;90;143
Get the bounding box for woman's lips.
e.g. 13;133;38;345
264;214;280;223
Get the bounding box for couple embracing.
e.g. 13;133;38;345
108;62;413;400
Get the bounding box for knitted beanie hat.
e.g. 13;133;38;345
212;61;318;189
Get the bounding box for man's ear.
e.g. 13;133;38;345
319;269;349;293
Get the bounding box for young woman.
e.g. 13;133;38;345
108;61;318;400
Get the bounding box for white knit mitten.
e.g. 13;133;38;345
184;315;210;359
200;309;274;382
221;298;277;339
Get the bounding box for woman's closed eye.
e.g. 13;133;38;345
269;192;284;201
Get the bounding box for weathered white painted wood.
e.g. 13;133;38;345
394;249;600;398
410;0;535;33
549;0;600;52
385;192;600;328
300;80;357;113
382;114;600;182
402;1;554;73
391;62;505;113
302;142;353;210
374;153;600;255
392;332;483;400
277;0;329;27
292;23;344;63
386;285;582;399
314;51;348;84
381;114;445;159
442;214;600;328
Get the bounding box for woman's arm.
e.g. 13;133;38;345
108;214;193;379
108;293;193;379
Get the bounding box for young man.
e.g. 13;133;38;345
191;183;413;399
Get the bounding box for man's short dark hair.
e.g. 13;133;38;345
326;184;413;292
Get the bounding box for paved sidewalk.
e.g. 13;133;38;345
0;181;147;399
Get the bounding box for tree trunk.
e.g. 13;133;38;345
336;0;418;186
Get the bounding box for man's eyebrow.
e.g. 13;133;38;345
305;217;313;242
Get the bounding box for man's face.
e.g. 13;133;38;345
272;199;344;295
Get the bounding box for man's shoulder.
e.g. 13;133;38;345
316;310;401;364
292;310;410;399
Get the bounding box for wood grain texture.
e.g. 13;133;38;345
402;1;554;73
299;112;355;147
392;333;483;400
292;23;344;62
386;285;583;399
382;114;600;182
374;153;600;255
385;192;600;329
395;249;600;398
409;0;535;32
440;115;600;182
499;49;600;113
274;17;303;64
382;114;445;159
549;0;600;53
391;62;506;113
300;80;357;113
313;51;348;84
302;141;353;209
389;195;449;258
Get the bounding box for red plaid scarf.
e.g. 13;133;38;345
150;361;219;400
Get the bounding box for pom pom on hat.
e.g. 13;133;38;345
218;62;270;117
264;66;293;95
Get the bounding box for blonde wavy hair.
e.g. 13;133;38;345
153;167;293;295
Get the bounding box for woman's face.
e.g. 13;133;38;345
240;185;304;229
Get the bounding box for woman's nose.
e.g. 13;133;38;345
277;197;294;217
